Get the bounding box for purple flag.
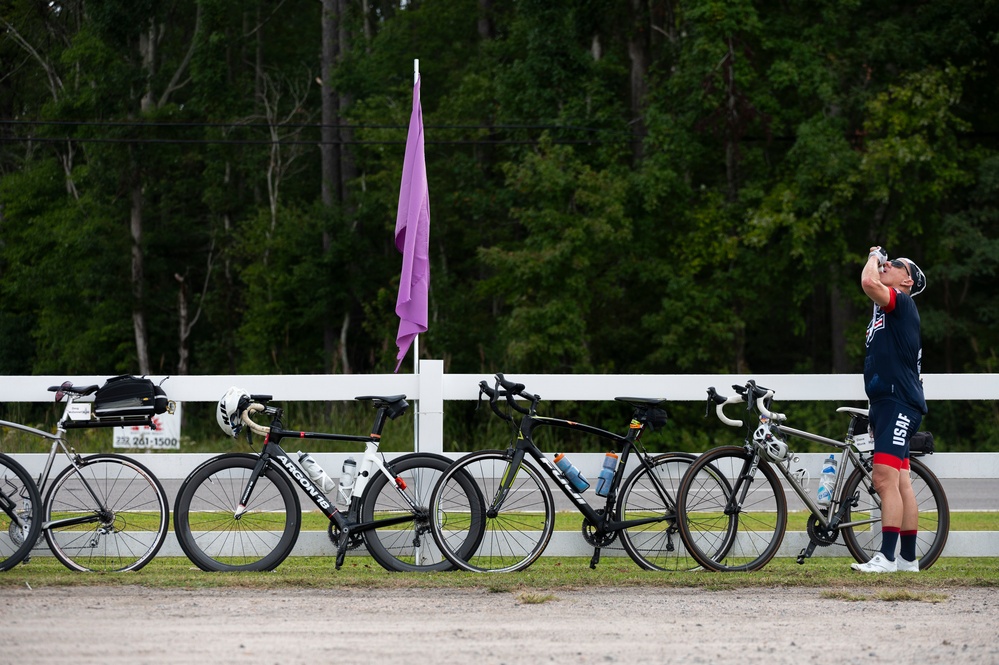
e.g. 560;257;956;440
394;74;430;372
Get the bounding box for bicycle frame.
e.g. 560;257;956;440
501;415;675;536
0;394;152;531
767;422;879;533
480;375;678;543
709;381;888;564
747;416;880;528
234;404;421;536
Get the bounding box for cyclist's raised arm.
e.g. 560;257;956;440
862;246;892;308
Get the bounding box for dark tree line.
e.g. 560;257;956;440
2;0;998;448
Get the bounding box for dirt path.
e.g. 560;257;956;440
3;586;997;665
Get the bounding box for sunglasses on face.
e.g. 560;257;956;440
889;259;910;276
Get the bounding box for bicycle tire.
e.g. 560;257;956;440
430;449;554;573
618;452;712;571
173;454;301;572
360;453;484;572
841;456;950;570
43;453;169;572
677;446;787;572
0;453;43;572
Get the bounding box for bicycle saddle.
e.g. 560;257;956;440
47;382;100;396
614;396;666;407
836;406;869;418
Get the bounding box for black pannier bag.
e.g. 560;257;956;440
93;375;168;418
910;431;935;456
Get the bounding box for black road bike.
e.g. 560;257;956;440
430;374;723;573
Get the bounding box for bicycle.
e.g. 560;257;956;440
429;373;713;573
675;379;950;572
0;453;43;571
172;389;483;572
0;381;171;572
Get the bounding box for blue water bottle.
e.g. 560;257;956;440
595;452;618;497
554;453;590;492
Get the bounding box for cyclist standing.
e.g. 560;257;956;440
853;246;927;573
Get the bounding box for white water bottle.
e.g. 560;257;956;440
338;457;357;504
816;454;838;507
297;451;336;493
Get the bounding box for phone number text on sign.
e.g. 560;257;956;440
113;403;182;450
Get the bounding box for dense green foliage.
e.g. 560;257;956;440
2;1;998;450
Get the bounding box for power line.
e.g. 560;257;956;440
0;118;633;135
0;135;632;146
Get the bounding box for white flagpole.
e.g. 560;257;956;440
413;57;421;452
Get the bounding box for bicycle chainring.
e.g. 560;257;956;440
327;521;364;551
806;513;839;546
581;510;618;548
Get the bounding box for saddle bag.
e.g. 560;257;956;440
910;431;935;456
94;375;168;418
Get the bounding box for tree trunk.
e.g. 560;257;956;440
627;0;649;162
478;0;494;40
829;282;852;373
130;179;151;375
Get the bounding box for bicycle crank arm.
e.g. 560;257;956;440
796;540;818;565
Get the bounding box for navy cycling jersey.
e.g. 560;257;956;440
864;288;927;414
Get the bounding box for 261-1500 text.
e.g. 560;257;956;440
114;435;179;450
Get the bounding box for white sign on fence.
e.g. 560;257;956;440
113;403;183;450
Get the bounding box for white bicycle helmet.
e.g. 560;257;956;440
217;386;251;438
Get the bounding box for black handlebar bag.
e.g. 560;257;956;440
93;375;168;418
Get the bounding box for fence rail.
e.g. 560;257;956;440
3;367;997;558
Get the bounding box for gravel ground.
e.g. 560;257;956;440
3;586;997;665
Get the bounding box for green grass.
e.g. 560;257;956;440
292;510;998;533
2;556;997;591
163;509;999;538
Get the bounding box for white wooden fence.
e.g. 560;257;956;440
3;365;997;558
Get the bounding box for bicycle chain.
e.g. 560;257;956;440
581;510;618;547
327;521;364;551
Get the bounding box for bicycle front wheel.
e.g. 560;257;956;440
173;454;301;572
361;453;483;572
44;453;169;572
0;453;42;571
618;452;705;571
841;456;950;570
431;450;554;573
677;446;787;572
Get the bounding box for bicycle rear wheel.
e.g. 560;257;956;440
841;456;950;570
618;452;712;571
677;446;787;572
361;453;483;572
44;453;169;572
0;453;42;571
431;450;554;573
173;454;301;572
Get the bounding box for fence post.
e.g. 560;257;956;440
417;359;444;453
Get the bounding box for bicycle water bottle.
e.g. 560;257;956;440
338;457;357;504
554;453;590;492
816;454;838;507
595;452;618;497
297;451;336;493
